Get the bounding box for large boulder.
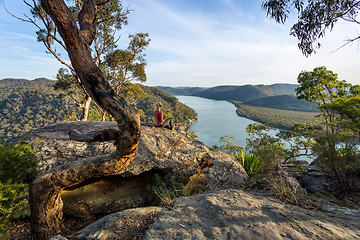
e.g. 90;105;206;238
21;121;247;217
144;189;360;240
301;160;332;194
52;189;360;240
69;206;166;240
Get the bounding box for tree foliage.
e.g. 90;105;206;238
0;79;197;142
0;78;73;141
0;142;38;236
295;66;360;192
22;0;130;68
104;33;151;103
18;0;150;120
262;0;360;56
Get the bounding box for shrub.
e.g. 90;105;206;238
0;142;38;236
269;175;307;206
0;142;38;183
187;130;198;140
153;174;184;205
235;150;262;177
218;136;243;156
0;181;29;239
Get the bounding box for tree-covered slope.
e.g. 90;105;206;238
138;85;197;123
192;84;298;102
244;94;318;112
232;101;316;129
0;78;73;141
156;86;207;96
0;79;197;142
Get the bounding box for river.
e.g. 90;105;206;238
177;95;256;147
177;95;313;163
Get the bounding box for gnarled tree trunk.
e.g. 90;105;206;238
30;0;141;239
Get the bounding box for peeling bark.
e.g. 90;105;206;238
80;94;92;121
30;0;141;239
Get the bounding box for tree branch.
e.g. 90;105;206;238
78;0;96;46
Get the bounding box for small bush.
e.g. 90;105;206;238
187;130;198;140
153;174;184;205
184;171;208;196
0;142;38;236
235;150;262;177
269;175;307;206
218;136;243;156
0;142;38;183
0;181;29;238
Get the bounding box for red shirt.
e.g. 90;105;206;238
154;110;163;126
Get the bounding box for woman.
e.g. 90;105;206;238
154;102;174;130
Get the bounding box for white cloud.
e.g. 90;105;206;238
119;0;360;87
2;0;359;85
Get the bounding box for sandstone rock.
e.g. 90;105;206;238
49;235;68;240
301;160;332;194
21;121;247;218
61;171;157;217
69;206;165;240
144;189;360;240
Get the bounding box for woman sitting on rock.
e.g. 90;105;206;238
154;102;174;130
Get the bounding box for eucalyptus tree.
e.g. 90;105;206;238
296;67;360;192
262;0;360;56
21;0;144;238
104;32;150;97
20;0;137;120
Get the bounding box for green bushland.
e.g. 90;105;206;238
192;84;297;102
138;85;197;124
0;142;38;238
232;101;317;129
0;78;197;142
243;94;318;112
0;78;73;141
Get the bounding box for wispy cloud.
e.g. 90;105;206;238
1;0;359;85
119;0;360;86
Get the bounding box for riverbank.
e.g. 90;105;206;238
231;100;317;129
177;96;256;147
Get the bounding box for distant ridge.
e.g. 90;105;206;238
0;78;55;88
156;86;207;96
156;83;319;115
157;84;298;102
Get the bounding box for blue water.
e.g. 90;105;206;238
177;95;256;147
177;95;313;162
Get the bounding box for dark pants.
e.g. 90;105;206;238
161;118;174;130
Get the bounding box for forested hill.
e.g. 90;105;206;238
157;84;319;113
156;86;207;96
137;85;197;123
0;78;72;141
157;84;298;101
244;95;318;112
0;78;196;142
192;84;298;102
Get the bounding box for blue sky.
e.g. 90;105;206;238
1;0;359;87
